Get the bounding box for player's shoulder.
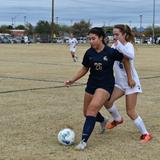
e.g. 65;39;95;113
84;47;94;56
125;42;135;53
104;45;115;54
126;42;134;48
86;47;94;53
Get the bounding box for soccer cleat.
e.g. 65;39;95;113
75;140;87;151
99;118;109;134
140;134;152;143
106;118;124;129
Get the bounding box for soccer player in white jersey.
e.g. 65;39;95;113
68;33;78;62
104;24;152;143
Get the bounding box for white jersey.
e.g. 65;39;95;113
112;41;142;91
68;38;78;52
24;36;29;43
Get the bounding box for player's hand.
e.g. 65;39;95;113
118;35;126;45
64;80;74;87
128;79;136;88
113;39;118;46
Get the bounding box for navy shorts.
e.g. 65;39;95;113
85;85;114;96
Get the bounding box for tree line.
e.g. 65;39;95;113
0;20;160;38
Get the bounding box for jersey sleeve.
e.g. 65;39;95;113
82;51;90;68
111;44;115;48
116;41;134;59
75;39;78;44
111;48;124;62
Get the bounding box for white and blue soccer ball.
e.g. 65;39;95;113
57;128;75;146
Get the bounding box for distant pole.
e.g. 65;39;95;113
152;0;155;44
51;0;55;42
139;15;142;43
56;16;59;24
129;20;132;28
70;19;73;26
11;17;14;28
24;16;27;25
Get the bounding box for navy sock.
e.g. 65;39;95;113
82;116;96;143
96;112;104;123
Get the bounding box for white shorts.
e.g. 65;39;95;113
115;83;142;95
69;47;76;53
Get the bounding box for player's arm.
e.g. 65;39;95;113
64;66;89;87
116;41;134;59
122;57;136;88
114;40;135;87
66;41;70;46
74;39;78;48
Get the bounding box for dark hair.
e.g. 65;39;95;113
114;24;135;44
88;27;106;45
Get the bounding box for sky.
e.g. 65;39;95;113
0;0;159;28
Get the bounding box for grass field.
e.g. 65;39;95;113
0;44;160;160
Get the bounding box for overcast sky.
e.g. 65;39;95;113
0;0;159;27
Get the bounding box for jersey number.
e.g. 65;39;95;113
118;62;124;69
94;63;102;70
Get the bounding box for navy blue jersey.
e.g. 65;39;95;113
82;45;123;88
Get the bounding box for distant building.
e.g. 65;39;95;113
0;33;10;36
10;29;26;37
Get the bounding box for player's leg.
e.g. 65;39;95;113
83;92;93;116
70;51;75;62
71;51;77;62
84;89;107;133
104;86;124;129
73;47;78;61
75;51;78;61
75;92;92;150
75;88;109;150
125;93;138;120
89;89;109;134
126;93;152;143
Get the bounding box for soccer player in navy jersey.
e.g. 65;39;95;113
64;27;133;150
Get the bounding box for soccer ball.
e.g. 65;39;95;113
57;128;75;146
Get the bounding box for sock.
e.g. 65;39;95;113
107;104;122;121
96;112;104;123
82;116;96;143
133;116;149;135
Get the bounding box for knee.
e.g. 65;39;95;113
126;109;136;119
104;101;113;109
83;110;87;117
108;101;113;108
86;109;97;116
126;110;132;118
86;104;98;116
